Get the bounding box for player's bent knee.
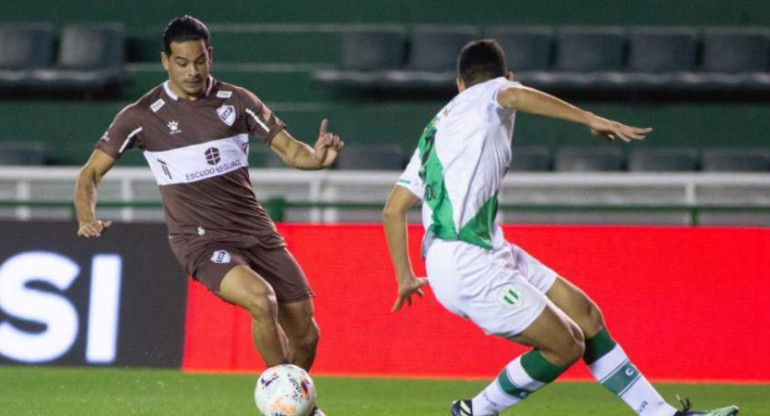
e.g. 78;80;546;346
243;292;280;322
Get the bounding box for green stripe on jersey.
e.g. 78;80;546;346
457;191;498;250
418;117;458;241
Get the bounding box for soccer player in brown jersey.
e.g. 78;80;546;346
74;16;341;415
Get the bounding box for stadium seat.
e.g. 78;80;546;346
701;28;770;73
508;145;551;172
554;146;625;172
30;23;127;92
701;148;770;172
334;144;405;170
0;23;55;87
628;148;698;172
554;26;625;72
408;26;478;71
627;27;698;73
340;28;407;70
486;26;553;72
0;141;46;165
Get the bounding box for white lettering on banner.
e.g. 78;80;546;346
143;134;249;186
86;255;122;363
0;252;79;362
0;252;123;364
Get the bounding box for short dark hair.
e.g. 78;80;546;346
457;39;506;87
163;15;211;55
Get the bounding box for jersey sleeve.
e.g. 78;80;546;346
396;148;424;200
240;89;286;145
95;105;141;160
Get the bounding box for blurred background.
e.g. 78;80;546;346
0;0;769;394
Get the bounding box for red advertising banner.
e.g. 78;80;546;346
183;225;770;382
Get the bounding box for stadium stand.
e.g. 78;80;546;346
508;145;551;172
627;148;699;172
554;146;625;172
701;148;770;172
334;144;406;170
0;23;55;89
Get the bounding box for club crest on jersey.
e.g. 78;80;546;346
167;120;182;134
217;105;236;126
211;250;231;264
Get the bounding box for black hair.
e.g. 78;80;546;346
162;15;211;55
457;39;506;87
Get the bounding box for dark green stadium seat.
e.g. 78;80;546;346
701;148;770;172
628;27;697;73
486;26;553;72
508;145;551;172
408;26;478;71
702;28;770;73
30;23;127;92
628;148;698;172
554;26;625;72
0;141;46;165
554;146;624;172
341;28;407;70
0;23;55;88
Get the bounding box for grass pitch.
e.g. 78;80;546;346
0;366;767;416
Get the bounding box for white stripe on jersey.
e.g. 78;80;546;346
142;134;249;186
119;127;143;154
245;108;270;132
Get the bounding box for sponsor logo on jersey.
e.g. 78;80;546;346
216;105;236;126
216;90;232;99
157;159;172;180
167;120;181;135
205;147;221;165
498;284;525;309
150;99;165;113
211;250;231;264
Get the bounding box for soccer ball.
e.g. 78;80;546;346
254;364;316;416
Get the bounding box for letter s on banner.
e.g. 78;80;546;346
0;251;80;362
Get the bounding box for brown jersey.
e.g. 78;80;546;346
96;77;286;246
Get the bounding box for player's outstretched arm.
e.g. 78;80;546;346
382;186;428;312
269;119;344;170
496;84;653;143
74;149;116;238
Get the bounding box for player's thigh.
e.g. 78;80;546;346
278;299;318;341
510;243;559;293
217;265;277;311
545;276;604;337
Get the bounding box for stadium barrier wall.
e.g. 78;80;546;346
2;222;768;382
0;222;186;368
184;224;770;382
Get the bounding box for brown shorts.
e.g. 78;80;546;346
169;234;313;303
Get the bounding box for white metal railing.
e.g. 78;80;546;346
1;167;769;224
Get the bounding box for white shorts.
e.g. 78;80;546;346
425;240;558;338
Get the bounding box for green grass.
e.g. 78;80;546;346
0;366;767;416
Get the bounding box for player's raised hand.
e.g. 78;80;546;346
77;219;112;238
313;119;344;167
392;275;429;312
587;114;652;143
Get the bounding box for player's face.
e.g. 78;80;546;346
161;40;212;101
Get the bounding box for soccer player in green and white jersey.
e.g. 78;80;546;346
382;39;738;416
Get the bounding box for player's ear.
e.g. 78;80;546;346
207;46;213;64
506;71;515;81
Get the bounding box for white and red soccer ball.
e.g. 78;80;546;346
255;364;316;416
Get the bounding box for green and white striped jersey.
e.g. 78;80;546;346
397;77;519;254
